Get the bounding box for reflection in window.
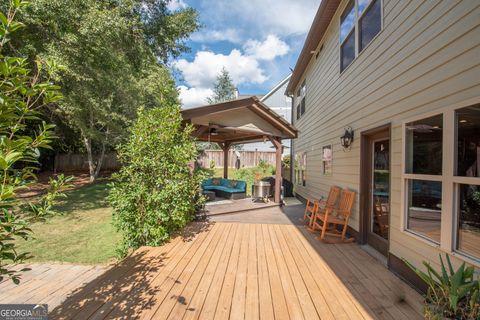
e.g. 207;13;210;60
341;31;355;72
340;2;355;43
407;179;442;242
457;184;480;259
302;152;307;186
322;145;332;175
340;2;355;72
360;0;381;50
456;105;480;177
406;114;443;175
358;0;371;15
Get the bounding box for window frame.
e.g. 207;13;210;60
339;0;384;73
322;145;333;175
294;152;307;187
400;99;480;266
296;80;307;119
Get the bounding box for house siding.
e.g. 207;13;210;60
292;0;480;270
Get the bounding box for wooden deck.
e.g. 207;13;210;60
203;197;280;216
0;263;107;310
41;222;423;319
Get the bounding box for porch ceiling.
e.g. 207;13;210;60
181;96;297;145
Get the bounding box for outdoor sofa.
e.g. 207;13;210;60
201;178;246;200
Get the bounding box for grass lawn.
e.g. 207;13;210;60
17;181;121;265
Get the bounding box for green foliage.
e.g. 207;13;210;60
282;154;291;167
0;1;70;284
109;104;206;256
404;254;480;319
232;161;275;196
25;174;73;221
4;0;199;180
207;67;237;104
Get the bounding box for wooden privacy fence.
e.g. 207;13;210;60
198;149;276;168
54;150;276;172
54;153;120;172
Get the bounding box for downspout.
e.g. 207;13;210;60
288;93;295;183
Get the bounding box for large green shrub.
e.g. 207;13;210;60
0;0;70;284
109;105;205;256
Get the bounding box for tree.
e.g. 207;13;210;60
108;104;206;256
207;67;237;104
0;0;70;283
4;0;199;182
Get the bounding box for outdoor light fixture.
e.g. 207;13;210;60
209;128;218;136
340;126;354;150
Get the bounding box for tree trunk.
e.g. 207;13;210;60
84;139;96;182
94;139;106;180
80;129;96;183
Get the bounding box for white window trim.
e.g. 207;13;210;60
400;96;480;267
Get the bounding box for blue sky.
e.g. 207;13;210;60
168;0;319;108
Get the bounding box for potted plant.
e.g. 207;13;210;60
403;254;479;319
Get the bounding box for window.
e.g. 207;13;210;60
405;114;443;175
403;104;480;261
322;145;332;175
456;106;480;177
295;152;307;186
340;0;382;72
405;114;443;243
406;179;442;243
455;105;480;259
359;0;382;50
340;2;355;71
296;81;306;119
302;152;307;186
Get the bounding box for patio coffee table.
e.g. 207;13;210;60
202;190;216;201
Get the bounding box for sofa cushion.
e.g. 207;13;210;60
201;178;212;187
235;180;246;191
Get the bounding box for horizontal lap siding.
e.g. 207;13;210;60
292;0;480;267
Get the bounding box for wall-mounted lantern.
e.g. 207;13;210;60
340;126;354;150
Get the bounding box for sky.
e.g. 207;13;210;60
168;0;320;108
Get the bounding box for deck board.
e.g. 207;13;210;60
3;220;424;320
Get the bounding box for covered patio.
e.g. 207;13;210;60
181;96;297;204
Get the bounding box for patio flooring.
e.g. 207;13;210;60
48;219;423;319
0;202;424;319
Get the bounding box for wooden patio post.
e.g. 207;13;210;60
222;142;230;179
269;137;283;204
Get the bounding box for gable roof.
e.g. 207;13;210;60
181;96;297;144
286;0;341;95
260;74;291;102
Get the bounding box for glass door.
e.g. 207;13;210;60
371;139;390;241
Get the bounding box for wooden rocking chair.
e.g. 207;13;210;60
311;189;356;242
303;186;341;228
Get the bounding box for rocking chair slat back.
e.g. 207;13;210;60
336;190;356;219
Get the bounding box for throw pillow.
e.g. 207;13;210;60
212;178;221;185
228;180;238;188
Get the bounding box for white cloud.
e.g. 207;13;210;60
244;35;290;61
197;0;318;37
174;49;268;88
167;0;187;11
178;86;213;109
190;28;242;44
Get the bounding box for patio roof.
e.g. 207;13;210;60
181;96;297;145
